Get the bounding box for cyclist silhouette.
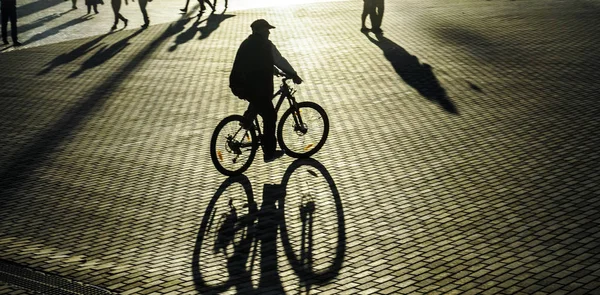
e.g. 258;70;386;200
229;19;303;162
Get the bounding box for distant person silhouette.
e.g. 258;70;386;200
85;0;100;14
138;0;150;28
1;0;21;46
110;0;128;30
213;0;226;10
361;0;384;33
66;0;78;9
229;19;303;162
180;0;214;14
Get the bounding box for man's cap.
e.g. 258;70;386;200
251;19;276;30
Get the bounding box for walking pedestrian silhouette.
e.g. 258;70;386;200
361;0;384;33
138;0;150;28
1;0;22;46
365;32;458;114
85;0;101;14
110;0;129;31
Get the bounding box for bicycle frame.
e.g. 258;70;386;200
251;78;303;139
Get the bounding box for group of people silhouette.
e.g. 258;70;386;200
67;0;150;30
0;0;233;47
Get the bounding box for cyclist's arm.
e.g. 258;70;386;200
272;44;298;78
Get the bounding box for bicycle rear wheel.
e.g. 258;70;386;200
210;115;257;176
277;102;329;158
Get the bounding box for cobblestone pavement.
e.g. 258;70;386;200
1;0;600;294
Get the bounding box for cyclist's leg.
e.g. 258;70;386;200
253;99;277;156
243;103;257;128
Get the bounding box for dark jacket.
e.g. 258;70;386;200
1;0;17;9
229;33;274;101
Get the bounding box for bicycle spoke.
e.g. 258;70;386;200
211;115;257;176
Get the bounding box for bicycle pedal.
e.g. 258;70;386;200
239;121;255;130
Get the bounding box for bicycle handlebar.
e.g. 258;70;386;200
275;71;302;85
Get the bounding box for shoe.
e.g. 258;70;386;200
239;119;254;130
264;150;285;163
141;23;149;29
72;5;77;9
13;41;22;46
360;27;369;33
180;8;187;12
123;19;128;28
2;39;8;45
372;28;383;34
111;25;117;30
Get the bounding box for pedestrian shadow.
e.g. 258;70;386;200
0;13;193;201
69;29;144;78
18;0;64;19
467;81;484;93
198;11;235;40
19;10;74;35
168;16;199;52
37;34;109;75
193;159;345;294
25;15;93;45
365;32;458;114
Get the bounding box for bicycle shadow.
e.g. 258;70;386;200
365;32;458;114
192;159;346;294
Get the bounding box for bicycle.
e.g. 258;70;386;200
210;74;329;176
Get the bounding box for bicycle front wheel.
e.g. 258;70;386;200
210;115;258;176
277;102;329;158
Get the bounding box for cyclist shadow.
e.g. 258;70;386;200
365;32;459;114
192;159;346;294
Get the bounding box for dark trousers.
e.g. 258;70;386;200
213;0;226;8
371;0;384;29
138;0;148;24
1;6;18;42
199;0;213;11
87;4;98;13
111;0;126;25
244;98;277;156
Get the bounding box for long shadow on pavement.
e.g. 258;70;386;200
168;16;198;51
25;15;93;45
19;9;74;35
193;159;345;294
18;0;64;19
0;13;194;203
198;11;235;40
168;10;235;51
69;29;144;78
37;33;109;75
365;32;458;114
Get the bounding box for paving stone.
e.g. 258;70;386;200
2;0;600;294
